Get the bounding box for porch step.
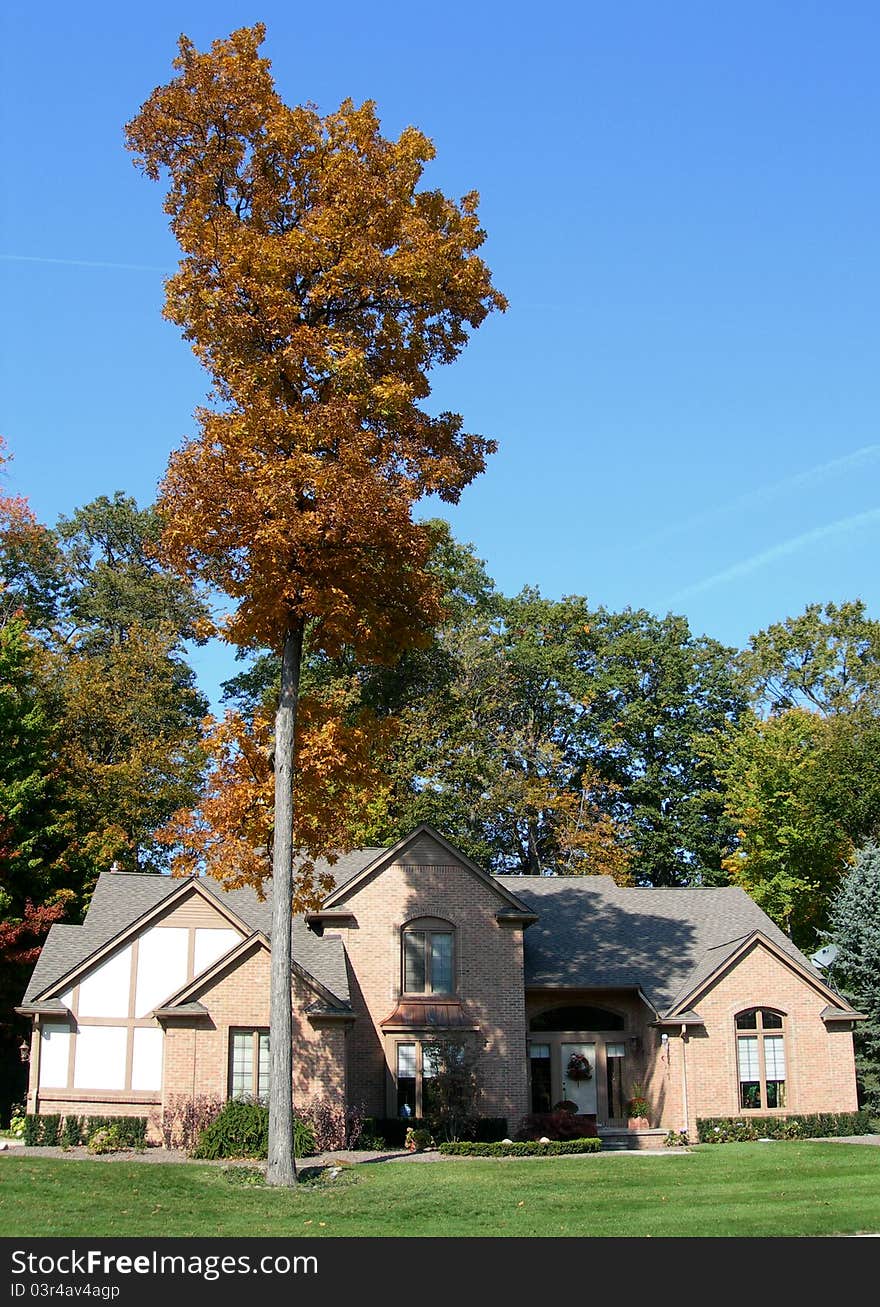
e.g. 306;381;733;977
598;1127;668;1152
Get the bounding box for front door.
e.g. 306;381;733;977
560;1042;597;1114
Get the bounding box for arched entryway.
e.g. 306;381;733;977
528;1005;631;1124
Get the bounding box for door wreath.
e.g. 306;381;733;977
566;1052;592;1081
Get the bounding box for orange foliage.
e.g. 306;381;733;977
127;26;505;896
158;693;392;911
126;24;505;652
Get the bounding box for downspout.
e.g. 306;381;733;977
680;1024;690;1135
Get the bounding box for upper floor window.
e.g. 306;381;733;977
402;918;455;995
735;1008;786;1110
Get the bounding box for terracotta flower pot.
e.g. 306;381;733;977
627;1115;650;1130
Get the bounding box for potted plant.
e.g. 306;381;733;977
626;1083;651;1129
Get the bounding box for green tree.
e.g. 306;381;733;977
55;493;207;650
712;709;854;945
828;841;880;1115
50;624;207;875
741;599;880;717
587;609;744;886
0;615;60;914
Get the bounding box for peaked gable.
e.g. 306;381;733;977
30;877;252;1005
665;929;859;1018
321;824;535;915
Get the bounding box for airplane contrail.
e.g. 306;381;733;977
1;253;169;273
632;444;880;551
669;506;880;601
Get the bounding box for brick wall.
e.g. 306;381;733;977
335;848;530;1124
660;942;858;1137
162;942;347;1110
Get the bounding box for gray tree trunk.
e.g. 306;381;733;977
266;618;304;1188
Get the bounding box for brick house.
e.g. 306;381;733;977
18;825;862;1142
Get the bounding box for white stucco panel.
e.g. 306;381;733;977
38;1022;71;1088
77;945;132;1018
130;1026;163;1091
135;927;188;1016
74;1026;127;1090
193;928;240;977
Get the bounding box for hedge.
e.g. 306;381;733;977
23;1115;148;1148
439;1138;602;1157
697;1110;872;1143
356;1117;508;1149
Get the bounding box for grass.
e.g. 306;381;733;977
1;1143;879;1237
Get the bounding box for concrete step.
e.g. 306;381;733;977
598;1127;668;1152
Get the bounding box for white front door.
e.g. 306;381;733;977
561;1042;597;1114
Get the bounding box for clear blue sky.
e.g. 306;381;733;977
2;1;879;708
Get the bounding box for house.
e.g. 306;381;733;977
17;825;862;1143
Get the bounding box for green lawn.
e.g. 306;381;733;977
1;1144;878;1238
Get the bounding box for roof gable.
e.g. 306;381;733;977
665;930;858;1017
156;930;349;1013
322;824;534;914
31;877;253;1004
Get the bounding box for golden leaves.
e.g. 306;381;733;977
158;689;393;908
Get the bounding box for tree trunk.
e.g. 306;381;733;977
266;618;304;1188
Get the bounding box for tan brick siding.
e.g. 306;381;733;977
666;942;859;1137
337;852;529;1126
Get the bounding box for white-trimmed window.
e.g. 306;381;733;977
401;918;455;995
229;1028;270;1099
735;1008;786;1109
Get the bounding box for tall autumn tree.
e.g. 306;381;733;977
126;25;505;1185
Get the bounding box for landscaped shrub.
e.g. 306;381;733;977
294;1116;317;1158
517;1111;598;1142
439;1138;602;1157
353;1116;508;1150
192;1098;317;1160
405;1126;434;1152
39;1115;61;1146
81;1117;147;1149
154;1094;224;1152
87;1124;128;1154
697;1110;871;1143
61;1115;84;1148
353;1113;407;1144
193;1099;269;1160
352;1130;387;1150
8;1103;26;1139
663;1129;690;1148
299;1099;366;1152
23;1115;41;1146
471;1118;508;1143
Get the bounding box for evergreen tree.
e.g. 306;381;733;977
828;841;880;1116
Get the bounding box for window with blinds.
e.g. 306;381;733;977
401;920;455;995
735;1009;786;1110
230;1029;270;1100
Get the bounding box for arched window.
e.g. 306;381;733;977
401;918;455;996
530;1005;625;1032
735;1008;786;1109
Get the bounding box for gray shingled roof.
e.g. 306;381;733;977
24;870;353;1008
496;875;826;1014
24;848;841;1022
